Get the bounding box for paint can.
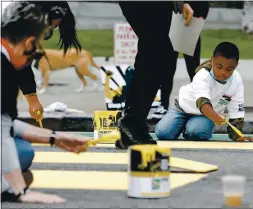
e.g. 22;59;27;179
128;145;171;198
93;110;122;141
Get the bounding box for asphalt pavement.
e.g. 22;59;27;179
2;139;253;209
5;58;252;209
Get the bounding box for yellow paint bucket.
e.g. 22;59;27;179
93;111;122;141
128;145;171;198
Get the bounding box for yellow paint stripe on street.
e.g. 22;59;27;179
34;152;126;164
157;141;253;150
30;170;206;190
33;141;253;150
33;152;217;173
85;141;253;150
95;141;253;150
170;158;217;173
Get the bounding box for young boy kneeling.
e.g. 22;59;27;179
155;42;252;142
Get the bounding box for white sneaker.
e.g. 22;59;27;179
151;105;167;119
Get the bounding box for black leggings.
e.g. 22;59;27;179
119;2;178;127
160;37;201;109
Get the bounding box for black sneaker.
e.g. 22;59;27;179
115;114;157;149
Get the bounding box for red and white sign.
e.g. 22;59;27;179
114;22;138;65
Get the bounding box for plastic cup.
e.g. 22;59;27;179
221;175;246;207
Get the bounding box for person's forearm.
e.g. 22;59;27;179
24;93;39;104
13;120;52;144
200;103;219;121
17;65;37;95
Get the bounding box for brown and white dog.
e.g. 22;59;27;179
36;48;101;94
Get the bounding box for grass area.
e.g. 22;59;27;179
42;29;253;59
200;30;253;59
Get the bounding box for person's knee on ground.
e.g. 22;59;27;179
155;123;181;140
14;137;35;172
155;125;176;140
183;121;212;141
155;108;186;140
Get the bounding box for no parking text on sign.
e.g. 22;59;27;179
114;22;138;65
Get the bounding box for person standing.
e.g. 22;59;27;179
152;1;210;119
115;1;198;149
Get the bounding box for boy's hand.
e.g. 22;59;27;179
212;114;226;125
235;136;253;142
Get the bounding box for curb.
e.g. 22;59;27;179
18;116;253;134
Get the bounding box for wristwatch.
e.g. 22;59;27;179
49;130;56;146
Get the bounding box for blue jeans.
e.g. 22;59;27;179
14;137;35;172
155;108;215;141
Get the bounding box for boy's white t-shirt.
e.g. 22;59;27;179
178;68;245;119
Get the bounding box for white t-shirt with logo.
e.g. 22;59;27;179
178;68;244;119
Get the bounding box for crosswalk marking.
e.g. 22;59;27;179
30;170;207;190
32;132;253;192
33;141;253;150
95;141;253;149
34;152;218;173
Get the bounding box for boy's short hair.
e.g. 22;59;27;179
213;42;239;61
1;1;48;44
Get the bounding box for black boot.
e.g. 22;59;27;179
115;113;157;149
